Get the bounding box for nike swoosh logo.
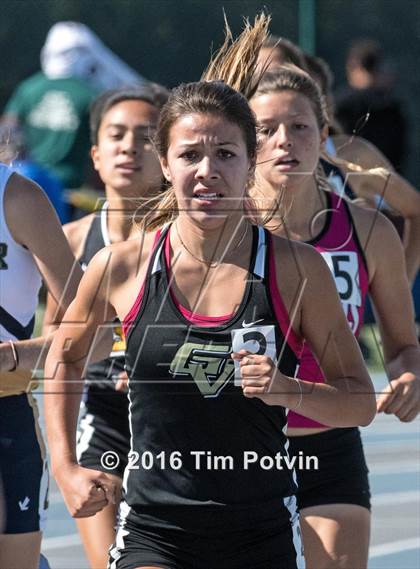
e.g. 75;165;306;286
242;319;264;328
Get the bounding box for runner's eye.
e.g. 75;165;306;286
259;126;275;137
218;149;235;159
180;150;199;162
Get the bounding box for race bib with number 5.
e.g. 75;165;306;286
320;251;361;307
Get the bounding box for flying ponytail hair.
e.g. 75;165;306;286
202;12;271;98
201;12;285;225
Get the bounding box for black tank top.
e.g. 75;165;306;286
80;204;126;403
123;225;299;512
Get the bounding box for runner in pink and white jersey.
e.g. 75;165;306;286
201;17;420;569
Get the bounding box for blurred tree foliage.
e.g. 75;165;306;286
1;0;419;183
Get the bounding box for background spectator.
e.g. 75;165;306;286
1;22;146;218
335;38;407;172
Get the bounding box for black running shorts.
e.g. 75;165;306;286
288;427;371;511
108;500;304;569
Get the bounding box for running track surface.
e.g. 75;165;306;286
38;372;419;568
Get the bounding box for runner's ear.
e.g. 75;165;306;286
159;156;171;182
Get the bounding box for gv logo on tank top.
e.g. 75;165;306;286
169;325;277;397
170;343;234;398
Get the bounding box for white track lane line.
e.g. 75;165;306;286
372;490;419;506
369;537;420;558
42;533;81;551
369;461;420;475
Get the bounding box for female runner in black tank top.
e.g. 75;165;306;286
45;78;375;569
42;85;167;569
